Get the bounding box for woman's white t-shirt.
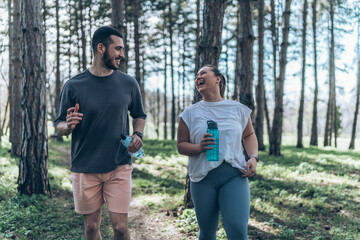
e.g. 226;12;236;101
178;99;252;182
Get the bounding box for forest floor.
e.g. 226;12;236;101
49;143;195;240
1;137;359;240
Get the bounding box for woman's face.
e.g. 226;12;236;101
195;67;220;95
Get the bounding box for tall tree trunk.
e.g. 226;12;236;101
88;0;93;61
269;0;292;156
234;4;241;101
133;0;142;92
79;0;87;71
255;0;265;151
271;0;278;92
1;98;9;137
10;0;22;157
349;21;360;149
6;0;12;142
296;0;308;148
111;0;128;72
224;30;230;99
169;0;176;140
75;2;81;73
182;29;186;110
237;0;255;115
193;0;201;103
186;0;226;209
163;23;168;140
324;1;336;147
156;88;160;139
264;90;271;141
310;0;318;146
54;0;63;141
67;2;72;80
18;0;51;196
194;0;226;103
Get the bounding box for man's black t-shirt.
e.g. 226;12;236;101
54;69;146;173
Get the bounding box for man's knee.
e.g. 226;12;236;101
85;220;101;233
113;222;127;234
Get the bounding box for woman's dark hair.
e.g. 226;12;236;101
91;26;123;54
204;65;227;98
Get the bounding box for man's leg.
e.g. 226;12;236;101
84;208;102;240
109;212;129;240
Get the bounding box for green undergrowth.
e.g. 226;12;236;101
1;137;359;239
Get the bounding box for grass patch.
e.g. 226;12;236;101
1;137;359;239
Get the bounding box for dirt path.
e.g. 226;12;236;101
50;144;194;240
128;198;192;240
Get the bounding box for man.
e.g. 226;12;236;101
55;26;146;240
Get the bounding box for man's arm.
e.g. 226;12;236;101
132;118;146;134
56;104;83;136
127;118;146;153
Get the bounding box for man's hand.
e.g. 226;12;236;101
128;133;143;153
66;103;83;131
242;157;257;178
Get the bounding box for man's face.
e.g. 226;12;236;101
102;35;125;70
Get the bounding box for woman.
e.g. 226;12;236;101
177;65;258;240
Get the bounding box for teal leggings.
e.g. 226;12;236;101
190;162;250;240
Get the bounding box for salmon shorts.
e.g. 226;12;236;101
71;164;133;215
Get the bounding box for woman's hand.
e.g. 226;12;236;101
242;157;257;178
200;133;215;152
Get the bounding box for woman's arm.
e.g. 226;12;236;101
177;118;214;156
242;117;258;177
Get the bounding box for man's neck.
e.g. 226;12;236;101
89;61;114;77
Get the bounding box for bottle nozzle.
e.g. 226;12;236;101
207;120;218;129
120;134;126;140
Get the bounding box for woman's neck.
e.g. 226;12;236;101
202;93;223;102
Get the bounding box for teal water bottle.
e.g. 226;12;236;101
121;134;144;159
206;120;219;161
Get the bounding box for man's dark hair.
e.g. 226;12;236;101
91;26;123;54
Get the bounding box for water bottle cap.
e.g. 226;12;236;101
207;120;218;129
120;134;126;140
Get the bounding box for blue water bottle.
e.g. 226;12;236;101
121;134;144;159
206;120;219;161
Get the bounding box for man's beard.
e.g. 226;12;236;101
103;49;120;70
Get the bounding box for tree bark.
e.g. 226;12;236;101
310;0;319;146
271;0;278;92
194;0;226;103
349;22;360;149
169;0;176;140
18;0;51;196
54;0;63;141
255;0;265;151
163;22;168;140
193;0;201;103
79;0;87;71
10;0;22;157
6;0;11;142
111;0;128;72
237;0;255;115
324;1;336;147
156;88;160;139
269;0;292;156
133;0;142;92
296;0;308;148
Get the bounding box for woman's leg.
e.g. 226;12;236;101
190;180;220;240
218;176;250;240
